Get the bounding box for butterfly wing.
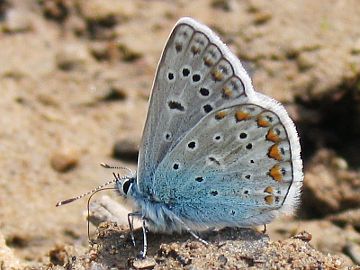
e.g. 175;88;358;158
138;17;256;195
152;98;302;228
139;17;302;228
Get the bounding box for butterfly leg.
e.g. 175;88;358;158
128;211;141;246
187;229;208;246
172;215;208;245
140;218;148;258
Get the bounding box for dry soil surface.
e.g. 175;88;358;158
1;0;360;269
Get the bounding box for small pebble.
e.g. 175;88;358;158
331;157;348;170
49;246;68;266
103;84;127;101
50;146;79;172
80;0;135;22
89;41;118;61
293;231;312;242
211;0;232;11
42;0;71;21
253;11;272;25
297;52;316;71
113;138;139;162
118;43;143;62
4;9;32;33
56;43;90;71
131;257;156;270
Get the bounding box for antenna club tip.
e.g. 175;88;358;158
56;198;77;206
100;163;110;168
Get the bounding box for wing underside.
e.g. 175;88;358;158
136;18;302;228
152;102;302;227
137;18;255;194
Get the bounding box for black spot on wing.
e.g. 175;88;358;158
168;101;185;111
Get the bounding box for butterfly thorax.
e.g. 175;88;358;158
115;175;181;232
123;182;187;233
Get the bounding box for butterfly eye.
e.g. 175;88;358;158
122;178;135;195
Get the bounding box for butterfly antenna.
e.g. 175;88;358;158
56;162;133;207
100;163;135;176
55;179;117;206
56;174;129;207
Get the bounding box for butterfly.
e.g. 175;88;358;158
58;17;303;257
112;17;303;256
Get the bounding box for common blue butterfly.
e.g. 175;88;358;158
115;17;303;256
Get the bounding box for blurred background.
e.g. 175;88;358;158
0;0;360;267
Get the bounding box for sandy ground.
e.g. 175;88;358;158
0;0;360;269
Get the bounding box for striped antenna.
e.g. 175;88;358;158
56;179;120;207
100;163;134;175
56;163;132;207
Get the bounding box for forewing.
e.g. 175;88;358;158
152;100;303;228
138;18;255;194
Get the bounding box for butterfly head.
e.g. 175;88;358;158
116;176;136;197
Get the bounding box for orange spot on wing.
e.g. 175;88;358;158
266;128;280;142
211;69;224;81
215;111;227;120
257;115;271;127
265;195;274;205
222;87;233;98
268;144;283;161
175;43;182;52
235;111;251;122
268;164;283;182
204;56;214;66
191;45;201;54
264;186;274;194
